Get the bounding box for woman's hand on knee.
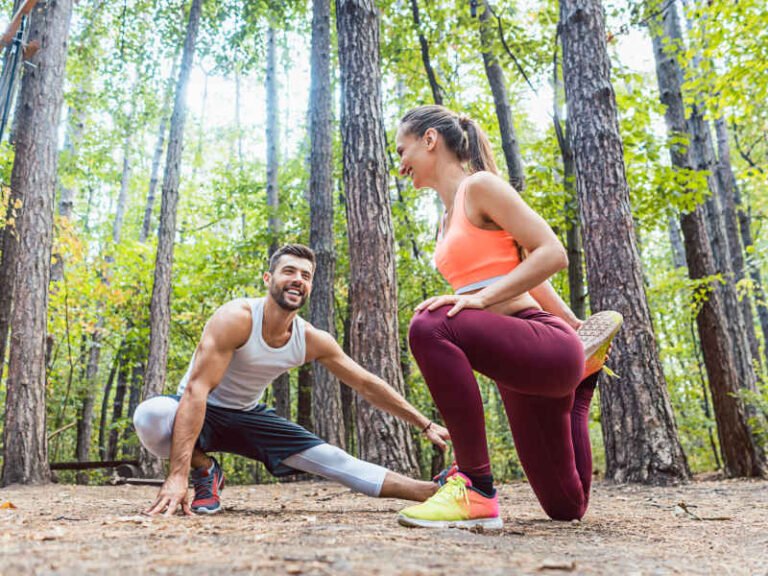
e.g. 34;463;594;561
415;294;485;317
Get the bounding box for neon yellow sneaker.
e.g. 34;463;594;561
578;311;623;379
398;473;503;530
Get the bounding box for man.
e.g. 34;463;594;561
134;243;449;516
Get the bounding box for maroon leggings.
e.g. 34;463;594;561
409;306;596;520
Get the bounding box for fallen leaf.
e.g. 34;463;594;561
0;501;17;510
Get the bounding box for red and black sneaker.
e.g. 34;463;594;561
191;457;225;514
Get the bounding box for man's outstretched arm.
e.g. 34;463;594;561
145;301;251;516
307;327;450;450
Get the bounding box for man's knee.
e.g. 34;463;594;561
133;396;178;459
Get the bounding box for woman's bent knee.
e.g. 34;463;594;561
408;308;448;350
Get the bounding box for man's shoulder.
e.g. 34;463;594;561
205;299;254;347
303;323;339;359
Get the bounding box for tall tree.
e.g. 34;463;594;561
2;0;75;486
336;0;419;475
553;53;586;318
265;23;291;419
140;59;178;244
478;0;524;190
308;0;345;447
648;1;765;476
713;118;761;367
679;1;759;395
558;0;689;483
408;0;443;105
141;0;204;476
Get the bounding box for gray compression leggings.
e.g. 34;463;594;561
133;396;387;497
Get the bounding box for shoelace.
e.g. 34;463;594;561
431;476;470;507
193;469;217;499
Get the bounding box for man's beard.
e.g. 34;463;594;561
269;281;307;311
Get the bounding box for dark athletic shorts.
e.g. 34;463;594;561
170;395;325;477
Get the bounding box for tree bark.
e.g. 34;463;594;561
142;0;203;477
478;0;524;190
336;0;419;476
308;0;345;447
559;0;689;484
1;0;75;486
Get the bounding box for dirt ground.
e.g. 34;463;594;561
0;476;766;575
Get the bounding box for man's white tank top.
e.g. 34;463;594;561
176;298;307;411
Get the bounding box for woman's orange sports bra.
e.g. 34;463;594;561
434;179;520;294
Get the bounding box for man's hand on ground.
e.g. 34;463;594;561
425;422;451;451
145;473;192;517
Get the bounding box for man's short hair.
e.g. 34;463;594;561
268;243;316;273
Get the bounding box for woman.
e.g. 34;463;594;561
395;105;621;529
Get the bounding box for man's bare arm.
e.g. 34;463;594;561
306;327;450;450
145;300;251;516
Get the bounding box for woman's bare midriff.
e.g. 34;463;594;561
463;288;541;317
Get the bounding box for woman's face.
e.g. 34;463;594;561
395;126;434;189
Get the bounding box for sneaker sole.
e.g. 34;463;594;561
578;311;623;377
397;514;504;530
192;505;223;515
578;311;623;358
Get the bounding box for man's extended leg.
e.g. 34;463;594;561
283;443;436;501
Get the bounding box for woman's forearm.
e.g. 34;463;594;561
477;244;568;310
529;281;582;329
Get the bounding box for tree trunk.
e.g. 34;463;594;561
108;354;129;460
678;3;759;397
409;0;443;105
122;360;143;458
112;133;132;245
729;143;768;367
264;23;291;419
648;2;765;476
713;118;761;367
478;0;524;190
1;0;75;486
297;364;313;432
75;322;102;484
336;0;419;476
564;122;586;318
307;0;345;448
554;44;586;318
51;101;86;283
140;61;177;244
668;216;687;269
559;0;689;484
98;351;120;460
142;0;203;477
